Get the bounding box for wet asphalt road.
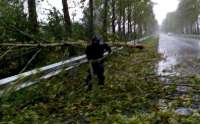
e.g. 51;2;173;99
157;34;200;114
157;33;200;76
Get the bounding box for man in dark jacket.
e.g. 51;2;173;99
85;36;111;90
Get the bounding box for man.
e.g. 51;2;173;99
85;35;111;90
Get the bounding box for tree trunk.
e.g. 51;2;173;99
190;24;193;34
111;0;116;35
127;3;131;40
89;0;94;39
133;22;137;45
118;0;122;39
122;8;126;39
118;15;122;39
138;23;143;37
197;21;200;34
103;0;109;35
62;0;72;38
28;0;38;33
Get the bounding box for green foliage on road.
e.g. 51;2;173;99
1;38;200;123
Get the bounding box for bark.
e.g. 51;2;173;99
118;16;122;37
138;24;143;37
197;21;200;34
127;3;131;39
103;0;109;34
133;23;137;46
118;0;122;39
122;8;126;38
111;0;116;34
190;24;193;34
89;0;94;39
28;0;38;33
62;0;72;38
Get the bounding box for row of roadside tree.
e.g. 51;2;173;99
0;0;158;43
162;0;200;34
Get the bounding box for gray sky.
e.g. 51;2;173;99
152;0;179;25
35;0;85;22
36;0;179;24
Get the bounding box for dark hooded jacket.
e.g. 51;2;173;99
85;38;111;60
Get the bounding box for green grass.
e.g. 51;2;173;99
1;37;200;124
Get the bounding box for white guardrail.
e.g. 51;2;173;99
0;36;151;94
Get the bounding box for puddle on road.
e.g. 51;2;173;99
157;55;178;76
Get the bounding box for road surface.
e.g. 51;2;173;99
157;33;200;76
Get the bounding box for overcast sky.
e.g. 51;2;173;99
152;0;179;25
36;0;179;25
36;0;85;22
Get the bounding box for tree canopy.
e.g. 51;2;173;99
0;0;158;42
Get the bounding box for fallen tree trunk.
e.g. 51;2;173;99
0;42;145;49
0;42;86;47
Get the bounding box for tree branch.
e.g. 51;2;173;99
20;49;41;73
